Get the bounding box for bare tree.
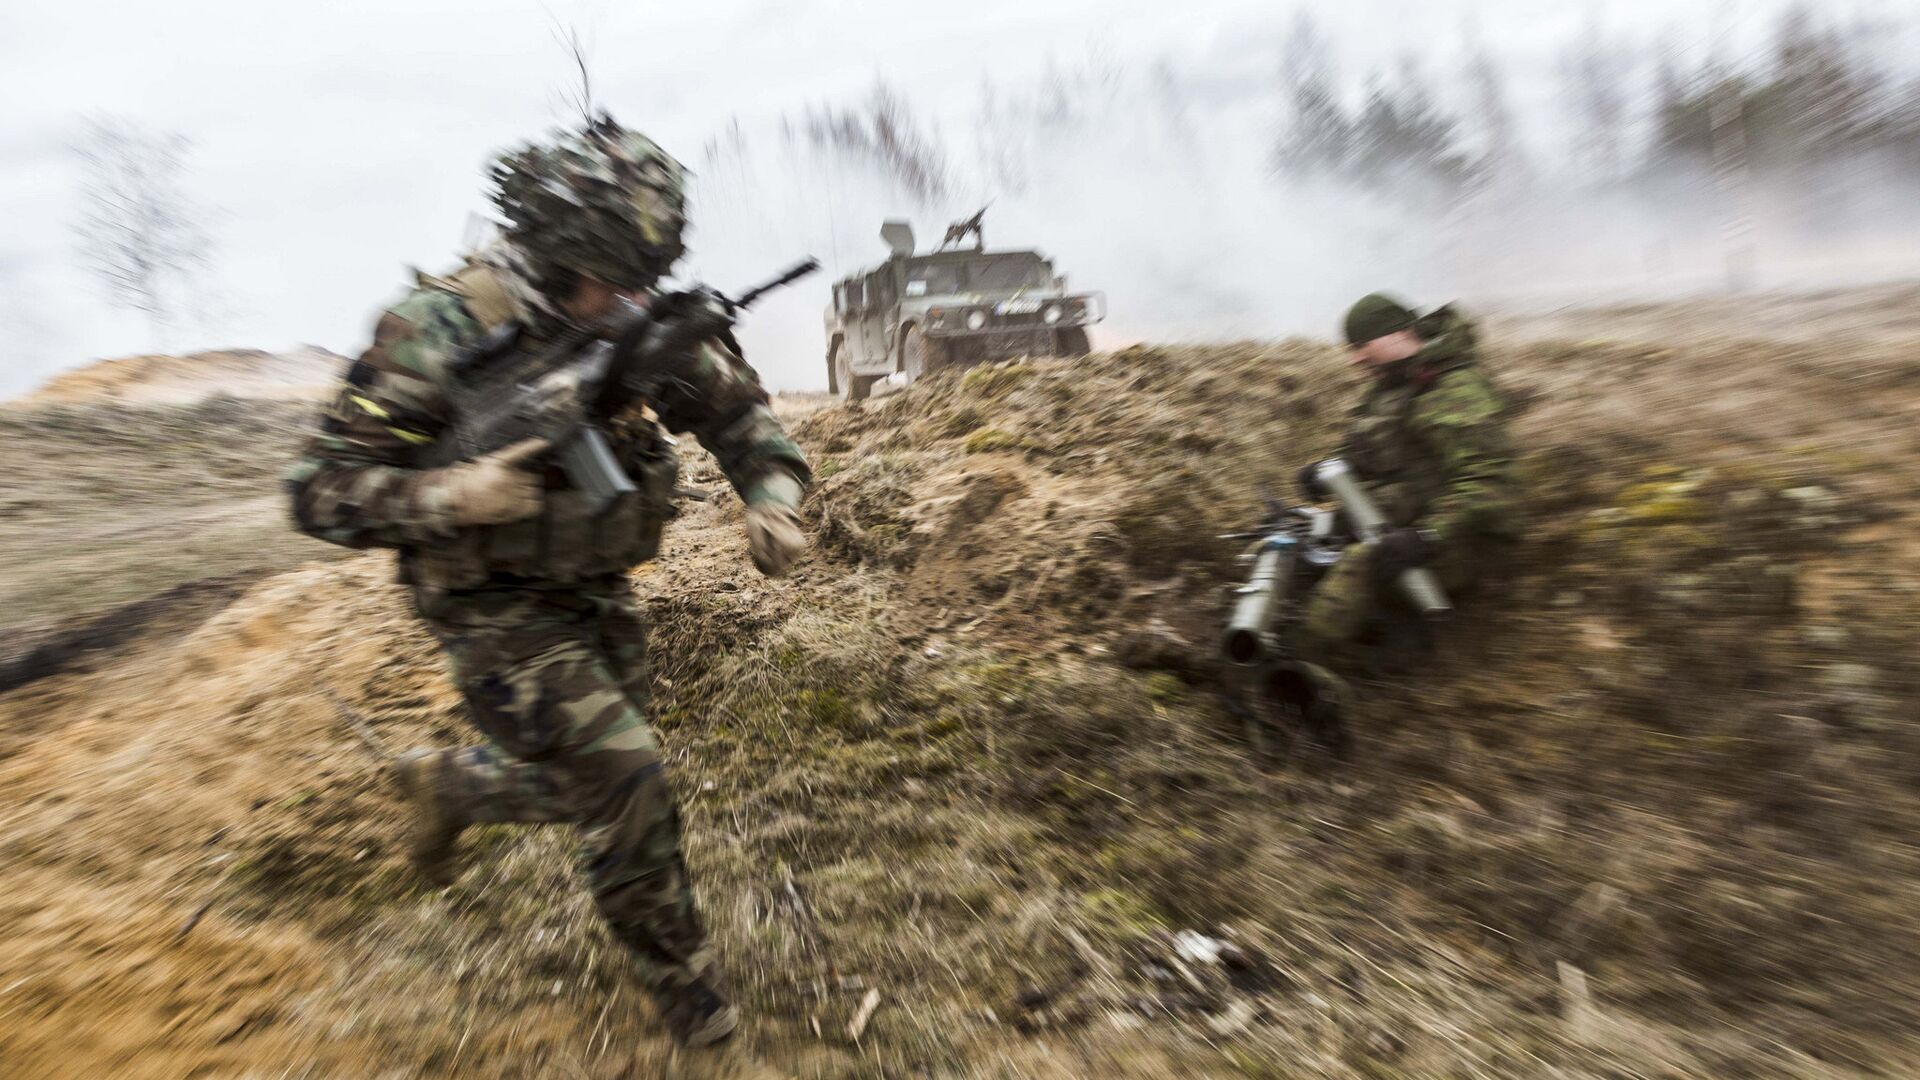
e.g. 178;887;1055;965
803;81;952;204
71;117;216;346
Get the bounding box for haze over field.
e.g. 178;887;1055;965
3;0;1919;397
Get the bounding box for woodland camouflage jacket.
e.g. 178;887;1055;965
285;252;809;590
1338;306;1516;545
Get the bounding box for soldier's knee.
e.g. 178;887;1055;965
1303;585;1373;645
582;757;674;850
1302;544;1379;645
582;776;688;936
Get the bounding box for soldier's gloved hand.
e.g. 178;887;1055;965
1371;527;1437;582
1297;460;1329;501
744;471;807;577
433;437;550;528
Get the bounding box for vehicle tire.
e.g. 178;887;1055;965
1053;327;1091;357
901;325;946;382
835;346;875;401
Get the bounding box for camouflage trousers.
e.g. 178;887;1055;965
1300;536;1492;648
414;576;713;993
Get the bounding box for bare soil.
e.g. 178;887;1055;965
12;346;344;408
3;290;1918;1078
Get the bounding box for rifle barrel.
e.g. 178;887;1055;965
734;258;821;310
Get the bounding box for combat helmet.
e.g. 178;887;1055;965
489;116;689;292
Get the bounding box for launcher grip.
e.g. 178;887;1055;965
1313;458;1451;619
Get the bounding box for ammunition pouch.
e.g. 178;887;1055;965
403;426;679;591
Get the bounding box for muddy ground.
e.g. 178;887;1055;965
2;293;1917;1078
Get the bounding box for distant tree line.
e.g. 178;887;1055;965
1271;3;1920;206
1649;7;1920;179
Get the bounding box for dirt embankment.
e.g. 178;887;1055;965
0;345;352;688
0;398;348;696
10;346;345;409
3;293;1920;1078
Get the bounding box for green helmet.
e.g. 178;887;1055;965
489;116;689;291
1342;293;1417;346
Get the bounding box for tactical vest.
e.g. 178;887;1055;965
401;421;679;592
400;266;682;592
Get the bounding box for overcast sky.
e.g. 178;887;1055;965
1;0;1908;397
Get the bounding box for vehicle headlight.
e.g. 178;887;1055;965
966;309;988;331
1042;304;1063;324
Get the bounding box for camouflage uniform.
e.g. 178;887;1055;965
286;240;807;998
1302;306;1516;645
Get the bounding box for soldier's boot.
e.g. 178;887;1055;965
389;749;471;885
1360;616;1433;679
1269;661;1354;760
650;965;739;1049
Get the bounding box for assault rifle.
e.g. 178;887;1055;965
425;258;819;511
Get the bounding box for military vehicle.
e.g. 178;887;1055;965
824;211;1105;400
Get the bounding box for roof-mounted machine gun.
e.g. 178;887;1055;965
940;205;989;251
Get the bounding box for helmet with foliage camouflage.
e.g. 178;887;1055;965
489;116;689;292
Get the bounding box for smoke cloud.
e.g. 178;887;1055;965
691;6;1920;389
3;0;1918;396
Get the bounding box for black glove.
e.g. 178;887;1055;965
1297;460;1328;501
1372;527;1437;582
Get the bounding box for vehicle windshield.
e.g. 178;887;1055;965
903;263;962;295
902;255;1051;296
965;256;1050;289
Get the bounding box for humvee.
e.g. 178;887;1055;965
824;212;1105;400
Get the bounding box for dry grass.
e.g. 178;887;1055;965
3;290;1919;1076
0;398;342;626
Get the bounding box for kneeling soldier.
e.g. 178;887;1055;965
1300;292;1516;651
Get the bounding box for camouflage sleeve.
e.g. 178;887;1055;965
283;289;479;548
1408;369;1515;545
653;337;811;508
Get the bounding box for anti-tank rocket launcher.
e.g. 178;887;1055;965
1220;456;1450;668
1221;498;1347;668
424;258;820;511
1310;458;1451;618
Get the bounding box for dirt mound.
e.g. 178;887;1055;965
0;396;349;660
791;324;1920;1071
5;297;1920;1077
11;346;346;409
